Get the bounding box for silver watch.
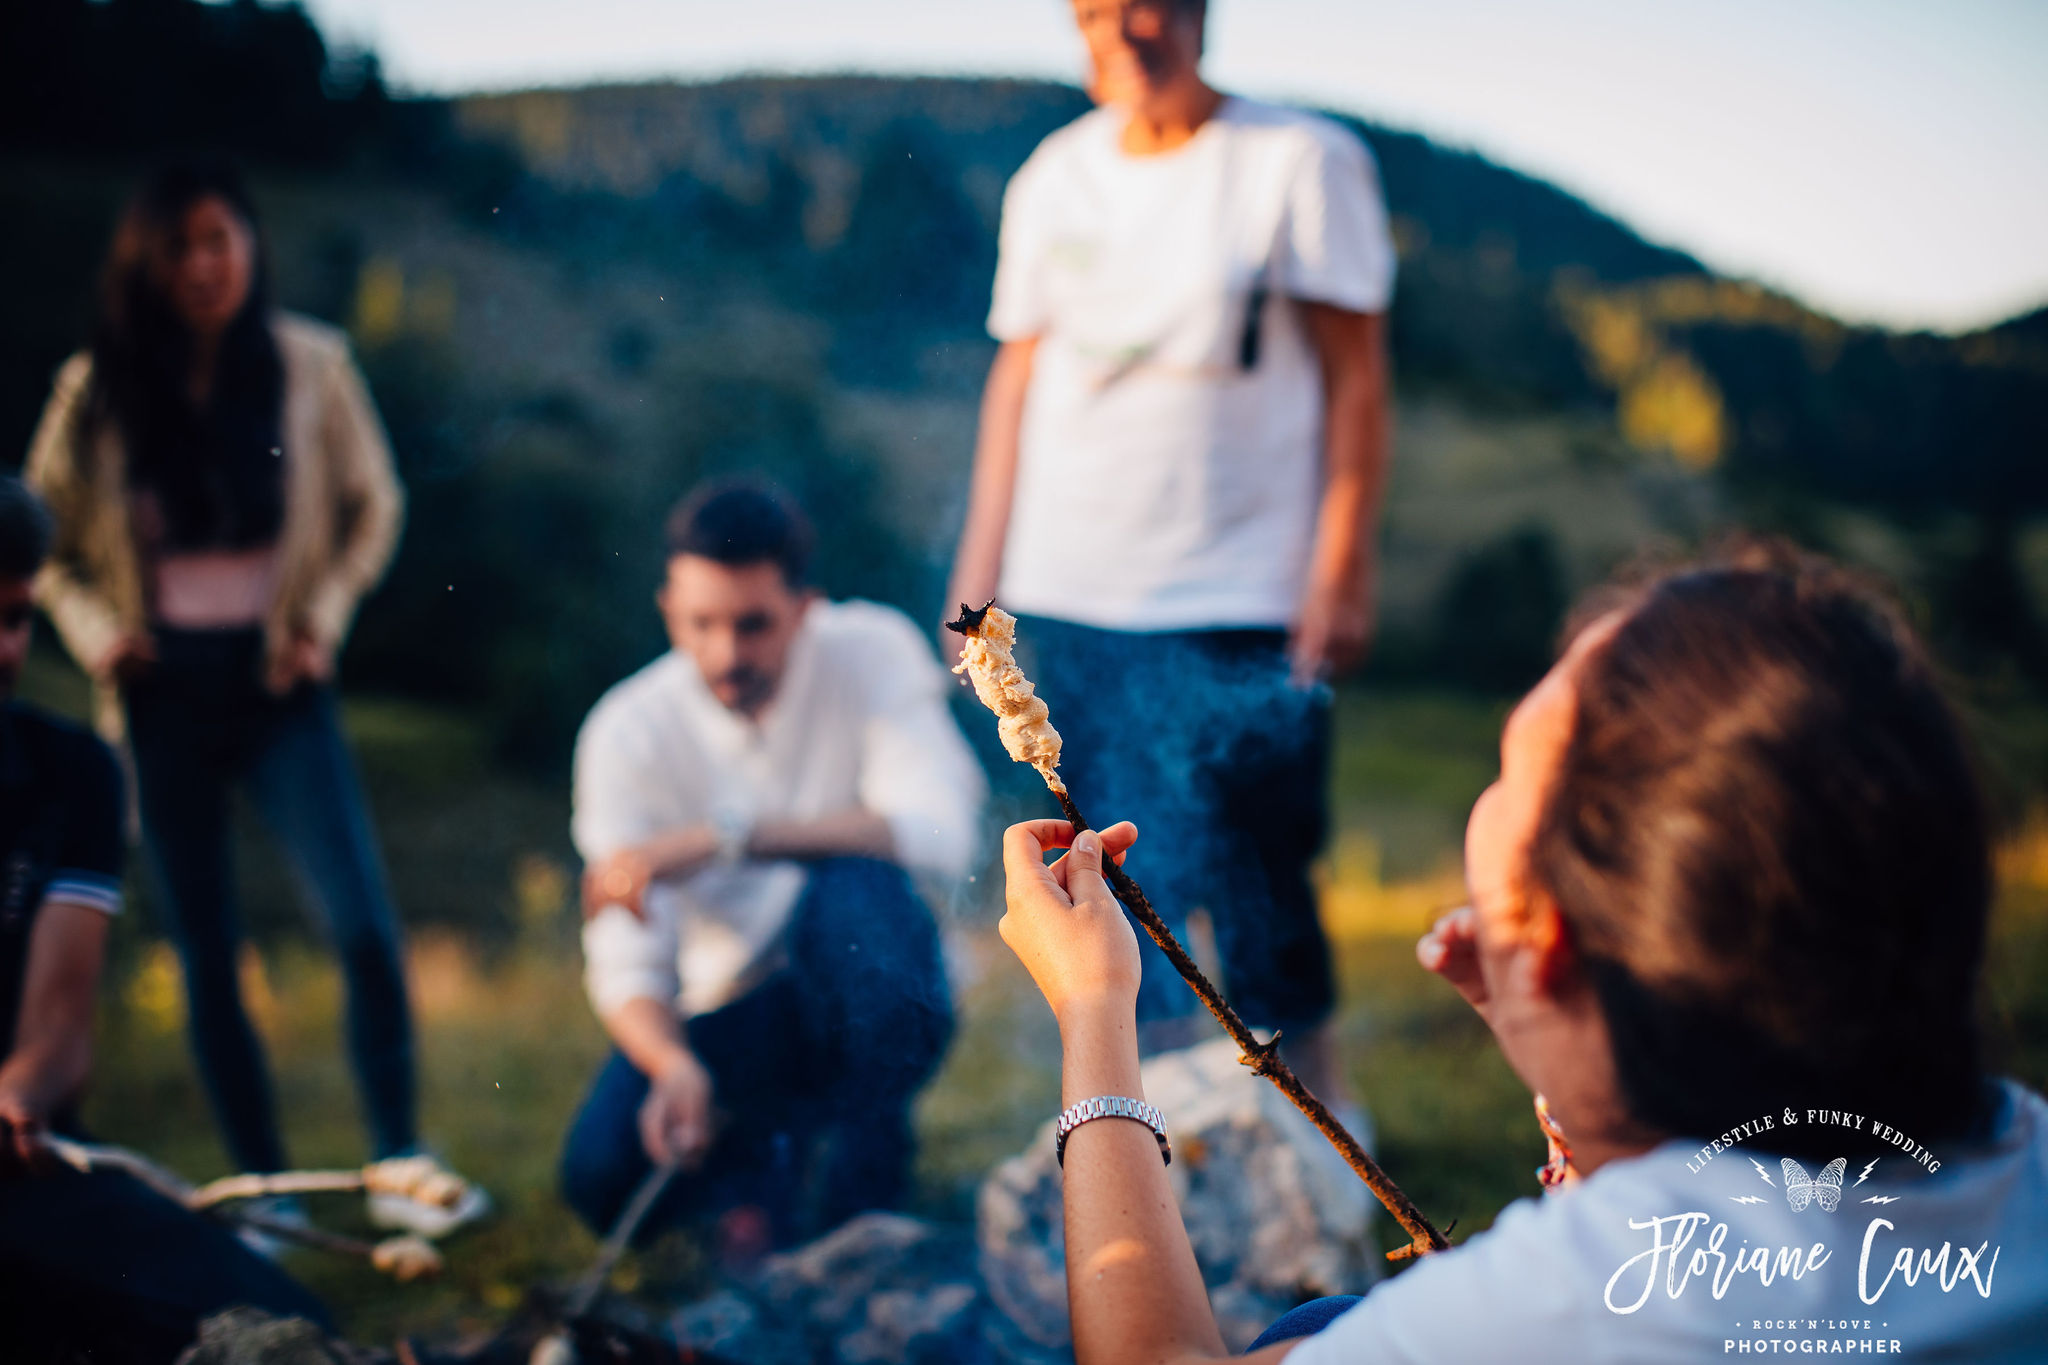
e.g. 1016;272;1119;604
1054;1095;1171;1167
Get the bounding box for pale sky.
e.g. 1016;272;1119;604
300;0;2048;334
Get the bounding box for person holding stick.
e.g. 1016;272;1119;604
0;478;329;1361
946;0;1394;1104
996;545;2048;1362
563;482;984;1254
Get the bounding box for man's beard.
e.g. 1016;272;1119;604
711;667;774;715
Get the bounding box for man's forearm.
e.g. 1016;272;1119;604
746;807;895;863
1303;306;1390;595
7;902;110;1114
615;807;896;891
640;825;721;880
603;996;695;1079
1310;356;1388;594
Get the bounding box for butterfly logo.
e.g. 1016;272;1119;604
1782;1157;1847;1212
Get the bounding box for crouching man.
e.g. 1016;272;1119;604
0;478;326;1360
560;482;985;1252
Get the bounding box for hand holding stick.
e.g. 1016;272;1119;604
950;602;1451;1262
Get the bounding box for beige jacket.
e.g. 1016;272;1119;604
24;313;404;731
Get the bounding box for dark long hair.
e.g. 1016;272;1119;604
81;161;285;550
1536;542;1994;1157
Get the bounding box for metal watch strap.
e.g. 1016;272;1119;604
1054;1095;1171;1167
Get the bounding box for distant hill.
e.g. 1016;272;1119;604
450;75;1708;405
446;76;2044;514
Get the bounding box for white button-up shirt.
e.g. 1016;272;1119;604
574;599;986;1020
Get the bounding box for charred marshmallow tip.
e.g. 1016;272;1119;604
946;600;996;636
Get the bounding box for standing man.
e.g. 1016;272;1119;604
0;476;328;1360
562;482;984;1254
945;0;1395;1099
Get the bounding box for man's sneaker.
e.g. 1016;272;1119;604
233;1194;314;1261
364;1153;492;1239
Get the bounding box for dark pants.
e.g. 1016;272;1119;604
125;627;415;1173
1020;616;1336;1032
560;857;952;1244
1248;1294;1365;1350
0;1164;330;1363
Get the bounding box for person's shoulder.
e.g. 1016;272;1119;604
808;600;954;701
272;311;355;368
1013;105;1118;188
1290;1189;1593;1362
810;599;937;668
579;653;689;749
1224;97;1375;169
1395;1147;1692;1287
8;703;119;797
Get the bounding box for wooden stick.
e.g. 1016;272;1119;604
1052;782;1451;1262
192;1168;368;1208
566;1162;678;1318
45;1138;438;1271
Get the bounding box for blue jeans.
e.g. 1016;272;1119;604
560;857;952;1244
0;1162;329;1360
1019;616;1336;1033
1248;1295;1364;1349
125;627;415;1173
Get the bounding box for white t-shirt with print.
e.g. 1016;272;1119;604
989;97;1395;632
1286;1081;2048;1363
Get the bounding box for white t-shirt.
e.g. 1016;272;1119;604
989;96;1395;632
574;599;986;1019
1287;1081;2048;1363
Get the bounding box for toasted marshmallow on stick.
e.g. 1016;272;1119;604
947;601;1065;793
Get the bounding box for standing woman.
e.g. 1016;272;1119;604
947;0;1395;1100
23;162;476;1229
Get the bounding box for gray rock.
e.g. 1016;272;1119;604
173;1308;373;1365
836;1282;979;1365
976;1037;1381;1353
670;1288;810;1365
669;1212;992;1365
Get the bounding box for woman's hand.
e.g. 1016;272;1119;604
999;819;1142;1025
95;632;156;685
1417;904;1491;1022
265;632;333;695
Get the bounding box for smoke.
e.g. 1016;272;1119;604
1016;616;1329;939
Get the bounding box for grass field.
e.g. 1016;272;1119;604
51;672;2048;1349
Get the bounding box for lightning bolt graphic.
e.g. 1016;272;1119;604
1862;1195;1901;1205
1729;1195;1768;1206
1854;1158;1880;1188
1750;1157;1775;1186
